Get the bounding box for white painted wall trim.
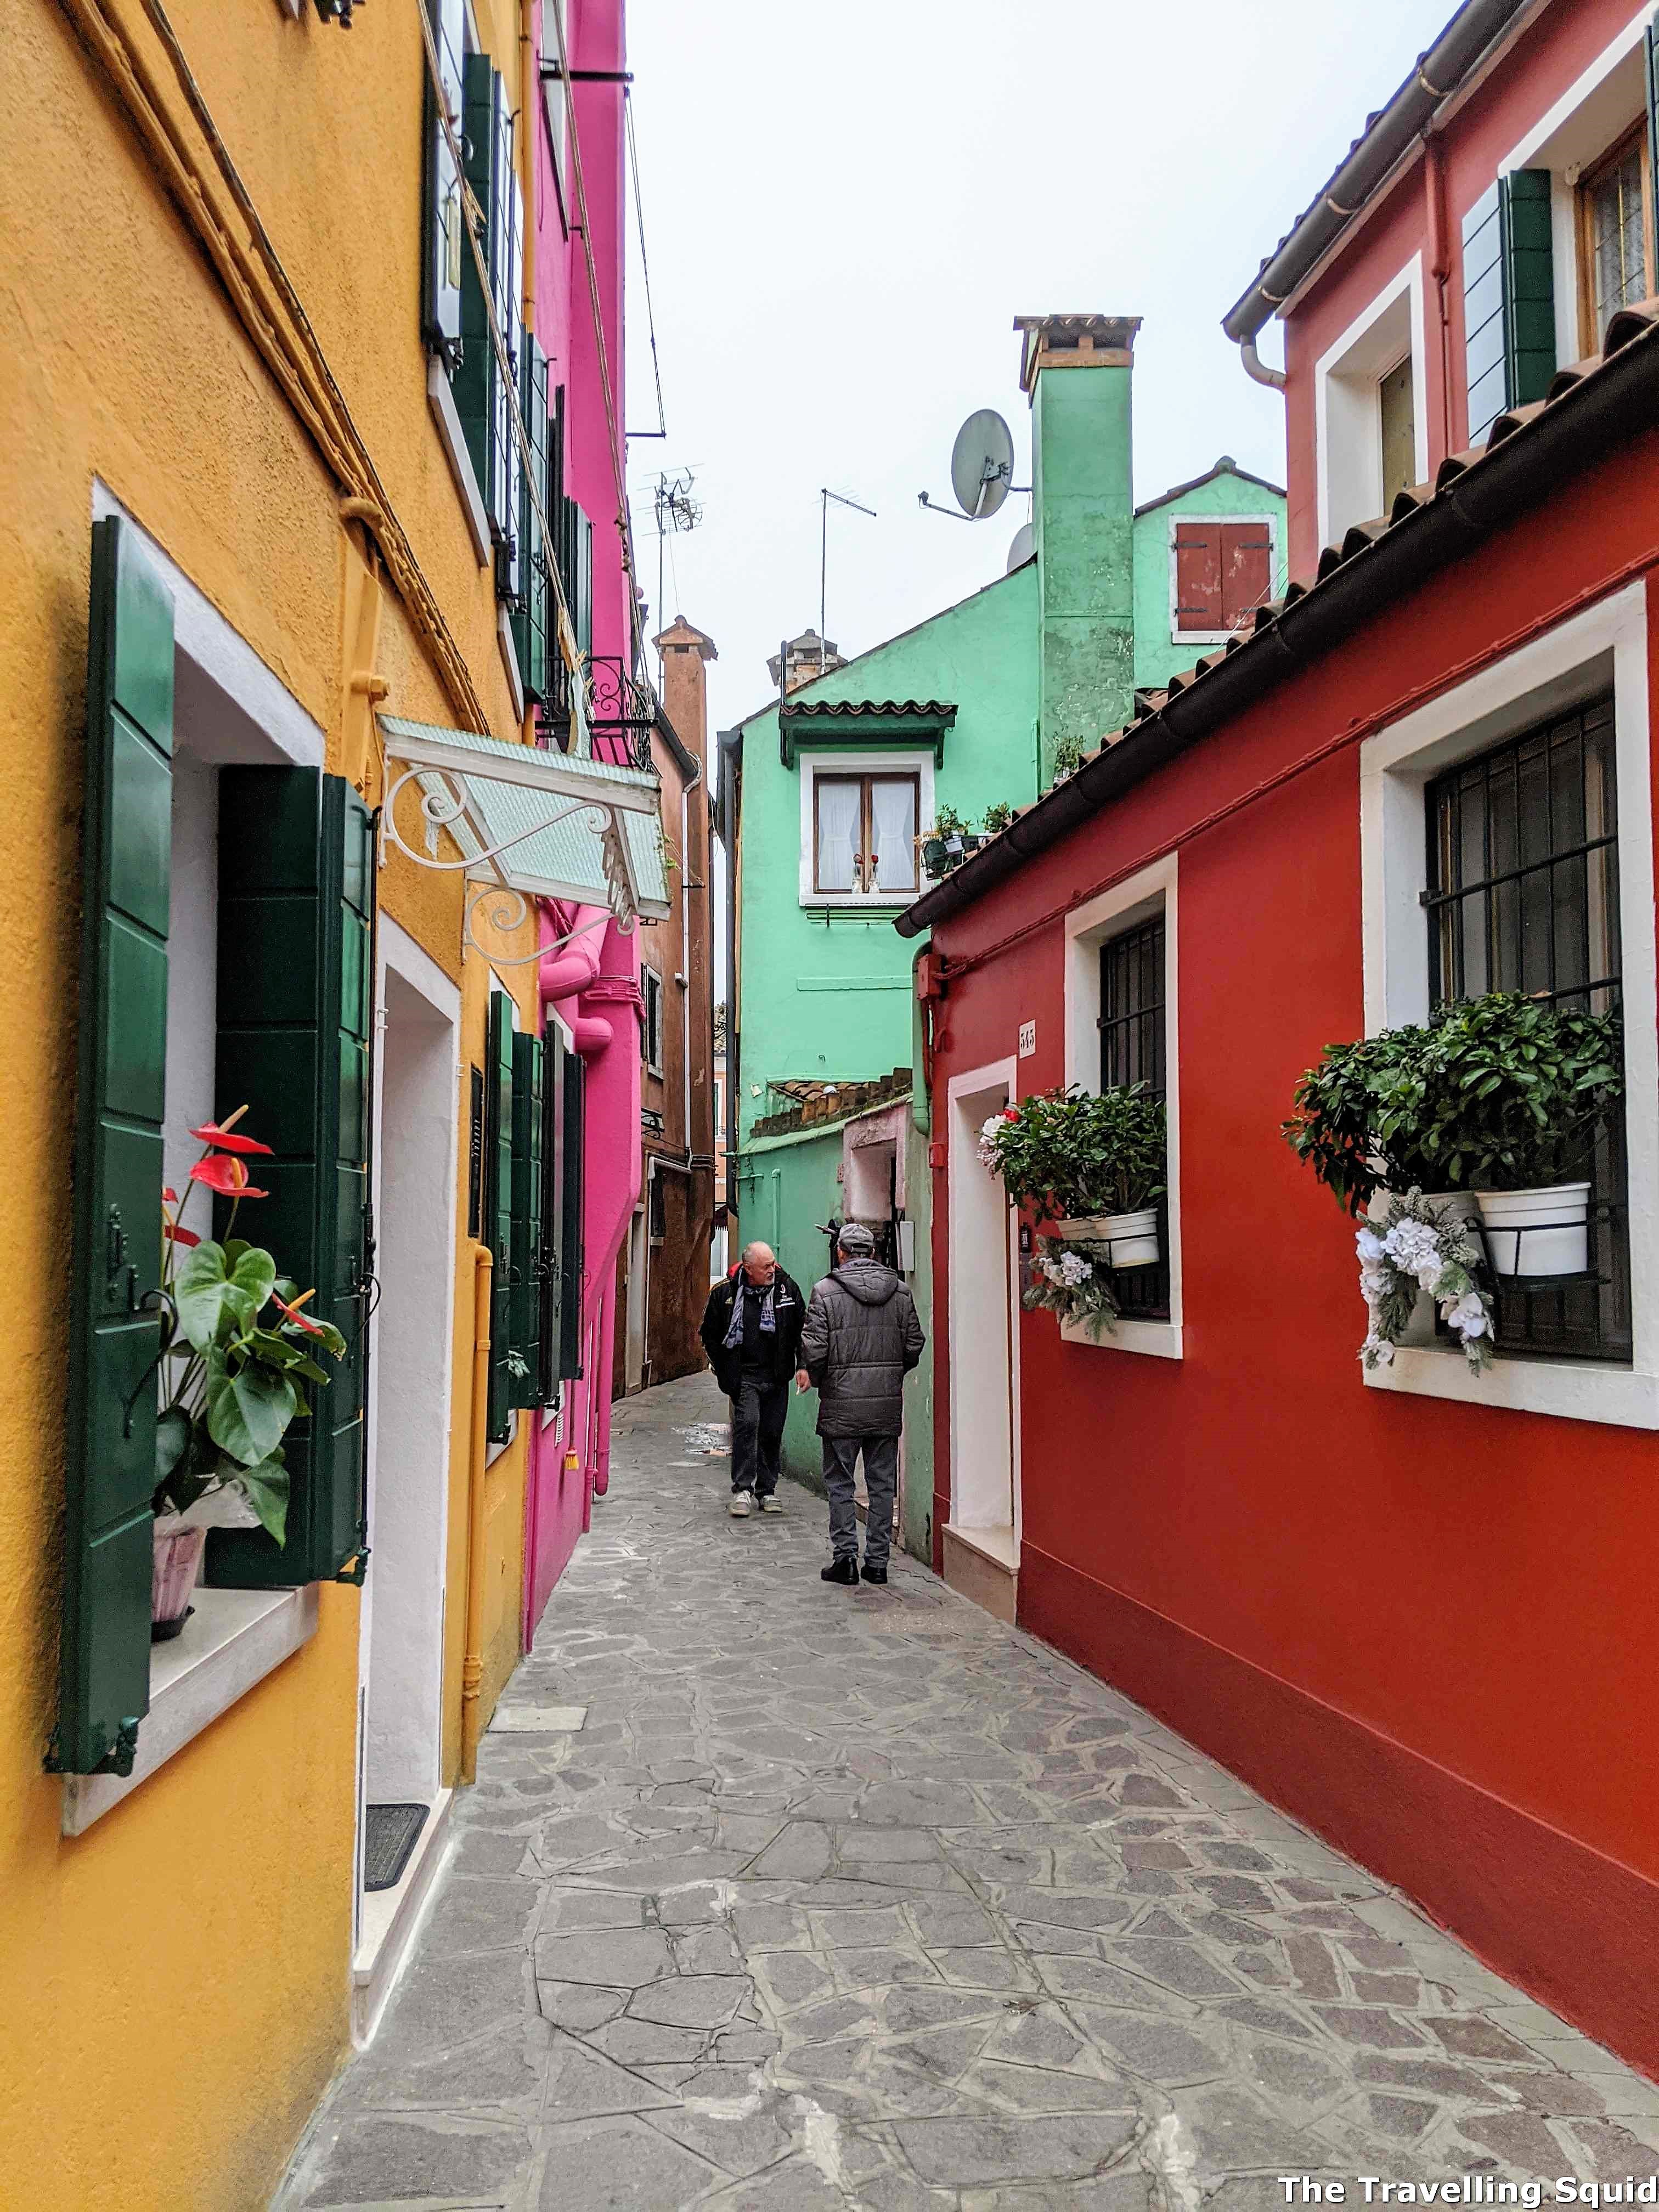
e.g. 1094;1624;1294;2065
798;748;936;909
945;1056;1023;1548
1499;3;1657;176
62;1588;318;1834
426;359;492;567
92;479;324;768
1062;854;1183;1361
1165;511;1282;647
1359;580;1658;1427
1313;255;1430;551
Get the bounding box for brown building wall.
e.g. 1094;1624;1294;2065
613;619;718;1391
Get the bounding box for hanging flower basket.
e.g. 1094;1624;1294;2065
1024;1237;1120;1339
1356;1190;1496;1373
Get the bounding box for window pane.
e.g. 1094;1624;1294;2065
869;779;917;893
1590;142;1647;330
814;779;860;893
1098;913;1169;1321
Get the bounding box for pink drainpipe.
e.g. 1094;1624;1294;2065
525;900;641;1643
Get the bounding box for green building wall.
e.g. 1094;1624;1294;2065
1131;469;1289;695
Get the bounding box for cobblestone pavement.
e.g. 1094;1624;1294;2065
279;1372;1657;2211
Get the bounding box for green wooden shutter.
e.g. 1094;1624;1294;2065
558;1047;586;1380
1647;27;1659;274
420;0;466;358
1500;170;1555;409
455;54;500;515
1463;171;1555;445
207;770;374;1587
54;518;174;1778
577;512;595;658
486;990;515;1441
510;1030;544;1407
514;336;551;701
538;1025;566;1403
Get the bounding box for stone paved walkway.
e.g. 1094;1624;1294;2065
279;1372;1657;2211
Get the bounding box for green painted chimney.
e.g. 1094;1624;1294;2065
1017;313;1141;785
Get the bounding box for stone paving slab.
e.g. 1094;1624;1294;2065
277;1372;1656;2210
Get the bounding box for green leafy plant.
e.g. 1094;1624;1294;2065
928;804;970;840
980;1085;1166;1220
154;1109;345;1544
982;801;1015;836
1048;735;1086;785
1284;991;1624;1215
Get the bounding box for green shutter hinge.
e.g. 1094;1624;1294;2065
43;1717;139;1778
335;1545;371;1588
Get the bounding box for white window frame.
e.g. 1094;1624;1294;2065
1498;4;1659;371
1166;511;1282;646
1359;580;1658;1428
1314;254;1430;550
1062;853;1183;1361
798;748;935;909
641;961;665;1076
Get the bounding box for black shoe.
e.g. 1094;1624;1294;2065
861;1562;888;1585
820;1558;859;1586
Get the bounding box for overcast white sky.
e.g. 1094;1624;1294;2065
622;0;1456;751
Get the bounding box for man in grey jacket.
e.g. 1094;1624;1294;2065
797;1222;926;1587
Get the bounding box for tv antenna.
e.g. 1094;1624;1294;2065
918;407;1025;521
820;487;877;670
649;469;702;659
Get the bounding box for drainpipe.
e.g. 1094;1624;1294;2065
1425;131;1455;459
591;1273;617;1494
1239;336;1286;393
460;1245;493;1785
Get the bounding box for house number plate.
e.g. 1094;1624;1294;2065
1018;1020;1036;1057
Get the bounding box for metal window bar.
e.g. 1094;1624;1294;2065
1424;695;1630;1361
1098;913;1170;1319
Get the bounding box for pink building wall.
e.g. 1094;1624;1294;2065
522;0;642;1645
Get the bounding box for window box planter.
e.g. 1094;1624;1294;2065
1052;1210;1160;1268
1474;1182;1592;1278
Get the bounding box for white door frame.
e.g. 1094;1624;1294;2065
353;916;460;1951
945;1056;1023;1553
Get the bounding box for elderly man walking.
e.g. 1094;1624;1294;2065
699;1242;807;1518
797;1222;925;1587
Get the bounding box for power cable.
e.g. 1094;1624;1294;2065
624;92;667;441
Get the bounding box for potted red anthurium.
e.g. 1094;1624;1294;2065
151;1107;346;1639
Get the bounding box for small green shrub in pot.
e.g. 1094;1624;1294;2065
1283;990;1623;1214
979;1085;1166;1221
982;801;1015;836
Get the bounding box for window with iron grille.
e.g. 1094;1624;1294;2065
642;965;664;1077
1098;910;1169;1320
1424;694;1630;1362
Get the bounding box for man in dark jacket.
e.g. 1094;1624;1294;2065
797;1222;925;1587
699;1242;807;1518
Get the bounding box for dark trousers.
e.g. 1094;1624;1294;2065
731;1370;788;1497
822;1434;899;1569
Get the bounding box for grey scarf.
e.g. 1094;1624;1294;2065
722;1278;776;1351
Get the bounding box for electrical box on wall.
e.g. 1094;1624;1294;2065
898;1218;916;1273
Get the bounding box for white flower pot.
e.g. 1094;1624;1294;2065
1474;1182;1591;1278
1368;1190;1480;1345
1053;1209;1160;1269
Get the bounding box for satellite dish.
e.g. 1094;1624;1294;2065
951;409;1014;520
1006;521;1035;572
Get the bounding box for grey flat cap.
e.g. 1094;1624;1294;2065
837;1222;876;1255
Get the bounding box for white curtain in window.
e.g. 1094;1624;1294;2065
870;778;917;893
815;779;860;891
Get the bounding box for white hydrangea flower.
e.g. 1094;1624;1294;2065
1361;1332;1396;1368
1358;1265;1392;1308
1443;1291;1489;1339
1355;1227;1386;1265
1058;1252;1093;1287
1382;1218;1441;1278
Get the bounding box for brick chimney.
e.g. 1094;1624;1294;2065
654;617;716;771
1015;314;1141;782
767;629;845;695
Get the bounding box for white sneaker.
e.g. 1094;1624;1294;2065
760;1496;783;1515
728;1493;753;1518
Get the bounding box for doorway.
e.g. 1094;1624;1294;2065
353;929;458;2038
943;1060;1022;1622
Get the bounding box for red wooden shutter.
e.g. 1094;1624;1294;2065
1172;525;1221;631
1218;524;1272;630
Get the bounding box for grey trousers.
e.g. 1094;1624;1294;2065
822;1434;899;1568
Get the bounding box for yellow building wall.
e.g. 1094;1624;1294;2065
1;3;543;2204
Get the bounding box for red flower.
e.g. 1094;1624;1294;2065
271;1289;325;1338
189;1120;273;1156
163;1186;179;1206
163;1220;201;1248
189;1155;268;1199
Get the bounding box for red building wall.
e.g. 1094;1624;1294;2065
1279;0;1649;575
926;423;1659;2078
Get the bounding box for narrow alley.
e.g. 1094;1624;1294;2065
280;1375;1656;2211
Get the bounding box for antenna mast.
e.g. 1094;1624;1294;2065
819;487;877;670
